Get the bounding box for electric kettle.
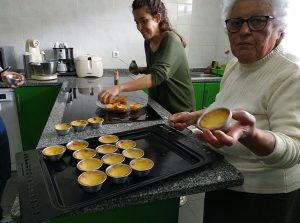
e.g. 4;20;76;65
74;54;103;78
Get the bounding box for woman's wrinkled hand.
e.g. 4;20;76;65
1;71;25;88
98;85;121;104
168;112;199;131
193;110;256;148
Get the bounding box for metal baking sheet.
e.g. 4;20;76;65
16;124;223;223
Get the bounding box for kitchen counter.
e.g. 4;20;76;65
10;70;242;222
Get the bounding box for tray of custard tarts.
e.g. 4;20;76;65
55;117;104;136
16;124;223;216
96;94;148;113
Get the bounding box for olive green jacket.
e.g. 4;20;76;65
143;32;195;114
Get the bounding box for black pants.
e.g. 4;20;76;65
0;180;7;220
0;116;11;220
203;189;300;223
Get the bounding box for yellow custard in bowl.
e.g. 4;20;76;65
67;140;89;151
130;158;154;171
55;123;71;130
87;117;104;124
101;153;125;165
73;148;97;160
122;148;144;159
106;164;131;178
98;135;119;144
77;158;102;171
42;145;65;156
197;108;231;131
78;170;107;186
96;144;118;155
116;139;136;150
71;120;88;126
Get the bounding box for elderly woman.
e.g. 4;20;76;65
169;0;300;222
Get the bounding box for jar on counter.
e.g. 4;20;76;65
113;70;119;85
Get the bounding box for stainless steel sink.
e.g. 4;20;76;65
190;72;218;78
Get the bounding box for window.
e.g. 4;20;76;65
282;0;300;57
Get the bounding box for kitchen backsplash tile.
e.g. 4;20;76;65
0;0;229;69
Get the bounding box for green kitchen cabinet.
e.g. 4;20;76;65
15;86;60;151
192;82;220;110
202;82;220;108
143;88;149;94
51;198;179;223
192;83;205;110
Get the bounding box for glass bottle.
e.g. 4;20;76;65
113;70;119;85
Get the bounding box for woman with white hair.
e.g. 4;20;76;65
169;0;300;222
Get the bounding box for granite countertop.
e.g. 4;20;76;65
10;70;242;222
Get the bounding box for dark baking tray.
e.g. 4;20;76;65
16;124;223;223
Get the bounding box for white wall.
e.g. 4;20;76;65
0;0;230;69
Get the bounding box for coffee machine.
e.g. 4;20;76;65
53;42;76;75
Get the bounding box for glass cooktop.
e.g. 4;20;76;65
61;87;162;124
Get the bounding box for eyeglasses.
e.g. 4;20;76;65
225;16;274;33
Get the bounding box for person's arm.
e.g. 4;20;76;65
195;110;275;156
0;66;3;82
119;74;152;92
98;75;152;104
129;65;149;75
168;109;205;131
1;71;25;88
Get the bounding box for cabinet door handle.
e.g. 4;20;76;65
16;94;21;117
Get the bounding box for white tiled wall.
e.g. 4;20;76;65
0;0;230;69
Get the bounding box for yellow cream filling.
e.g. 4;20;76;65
131;159;153;171
97;145;117;154
68;142;88;150
100;135;118;144
43;146;64;156
102;154;123;164
199;109;229;129
71;120;88;126
124;149;143;159
78;159;101;171
75;149;96;159
55;123;71;130
108;165;131;177
88;117;104;123
117;140;135;149
79;172;105;186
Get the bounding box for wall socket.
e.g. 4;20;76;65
112;50;120;58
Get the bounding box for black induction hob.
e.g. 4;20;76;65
61;87;162;124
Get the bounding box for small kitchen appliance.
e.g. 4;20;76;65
29;60;58;81
25;39;43;63
53;42;76;75
24;39;58;80
74;54;103;78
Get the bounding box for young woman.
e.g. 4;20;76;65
98;0;195;114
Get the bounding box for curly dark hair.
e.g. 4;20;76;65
132;0;187;47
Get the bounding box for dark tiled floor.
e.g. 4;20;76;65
1;172;18;217
1;171;204;223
